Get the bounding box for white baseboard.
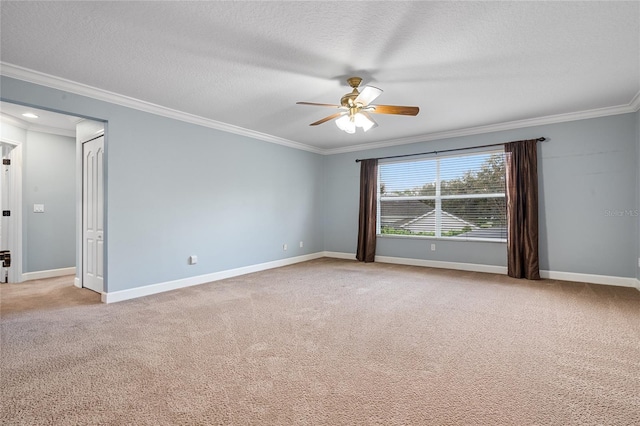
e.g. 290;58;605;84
74;277;81;288
323;252;639;289
324;252;507;274
102;252;640;303
22;267;76;282
374;255;508;275
322;251;356;260
539;270;638;289
102;253;325;303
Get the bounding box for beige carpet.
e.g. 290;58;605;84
1;258;639;425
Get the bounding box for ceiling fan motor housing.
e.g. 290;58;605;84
340;77;364;107
340;90;360;107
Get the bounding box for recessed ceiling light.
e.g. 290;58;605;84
22;112;39;119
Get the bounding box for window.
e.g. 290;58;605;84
378;150;507;241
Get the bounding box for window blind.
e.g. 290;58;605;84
378;150;507;241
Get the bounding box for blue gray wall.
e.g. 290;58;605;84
325;113;639;279
1;76;324;292
2;75;638;289
23;131;75;272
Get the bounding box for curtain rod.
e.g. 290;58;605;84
354;137;546;163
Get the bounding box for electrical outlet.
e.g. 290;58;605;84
431;243;436;251
283;244;287;251
188;255;197;265
33;204;45;213
299;241;304;248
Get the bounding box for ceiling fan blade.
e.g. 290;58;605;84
370;105;419;116
296;102;342;108
354;85;382;106
309;112;345;126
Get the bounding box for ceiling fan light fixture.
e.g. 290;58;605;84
354;112;375;132
297;76;419;132
335;114;355;133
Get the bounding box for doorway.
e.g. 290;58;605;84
0;102;106;294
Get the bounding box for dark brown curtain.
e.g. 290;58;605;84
356;159;378;262
505;139;540;279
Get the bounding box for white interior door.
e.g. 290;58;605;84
82;136;104;293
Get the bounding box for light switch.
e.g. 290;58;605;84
33;204;45;213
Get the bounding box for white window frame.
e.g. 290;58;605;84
377;150;507;242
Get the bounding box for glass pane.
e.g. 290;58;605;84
441;197;506;239
379;159;436;197
380;199;435;236
440;153;505;196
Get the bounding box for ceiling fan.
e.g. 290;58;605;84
297;77;419;134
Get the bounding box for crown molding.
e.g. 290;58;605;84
0;113;27;130
0;112;75;138
324;92;640;155
0;62;324;154
28;123;76;138
2;62;638;157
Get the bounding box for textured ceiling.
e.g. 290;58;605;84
1;1;638;152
